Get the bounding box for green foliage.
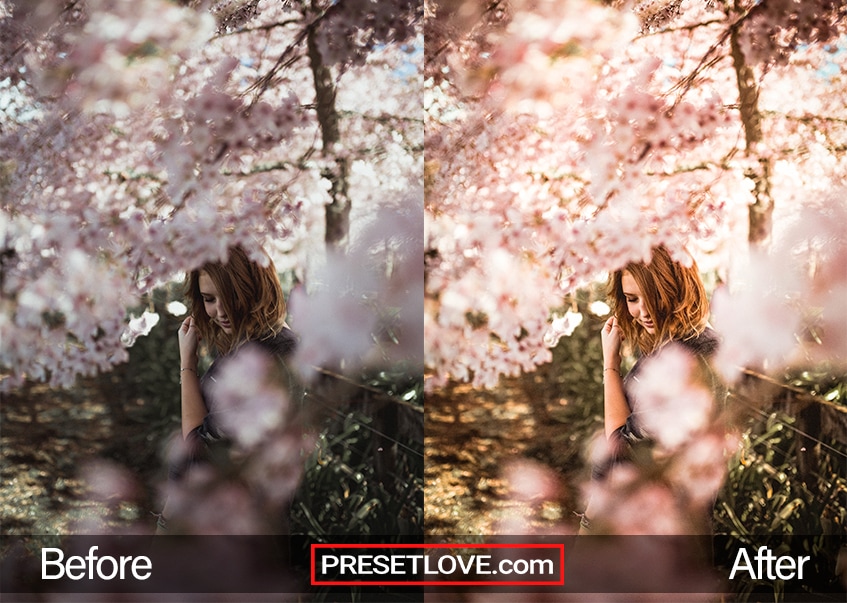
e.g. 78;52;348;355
713;371;847;601
118;285;185;461
533;287;607;506
291;367;423;539
290;366;423;601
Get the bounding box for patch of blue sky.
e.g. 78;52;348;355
372;39;422;81
816;36;845;80
792;34;846;81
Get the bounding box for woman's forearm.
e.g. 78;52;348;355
600;316;629;439
179;369;207;439
603;368;630;438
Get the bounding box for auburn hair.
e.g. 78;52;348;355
608;246;709;355
185;245;287;355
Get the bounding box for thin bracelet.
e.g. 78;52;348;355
603;367;620;374
179;367;197;384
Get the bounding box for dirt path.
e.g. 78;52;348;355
424;376;593;537
1;380;162;540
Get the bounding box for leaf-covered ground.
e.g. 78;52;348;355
1;379;162;540
425;373;598;538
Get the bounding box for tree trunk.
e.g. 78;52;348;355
306;26;350;251
730;16;773;247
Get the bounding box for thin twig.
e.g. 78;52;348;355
311;366;424;413
740;367;847;414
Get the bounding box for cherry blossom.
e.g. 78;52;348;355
1;0;422;389
211;345;291;450
713;198;847;381
120;311;160;347
588;301;610;317
582;464;692;535
290;190;424;378
165;301;188;316
629;345;715;451
543;311;584;348
503;458;560;503
425;0;847;390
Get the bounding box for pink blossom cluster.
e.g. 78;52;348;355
581;440;733;537
1;0;421;390
212;346;307;507
736;0;843;66
311;0;420;67
630;345;716;451
575;342;735;536
478;0;640;112
195;55;300;140
50;0;215;115
160;463;273;534
211;346;291;449
713;198;847;381
2;243;131;388
159;341;308;533
120;310;160;347
290;191;424;378
425;0;847;390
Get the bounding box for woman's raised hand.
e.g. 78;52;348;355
178;316;200;369
600;316;623;369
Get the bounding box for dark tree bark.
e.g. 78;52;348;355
306;25;351;251
730;8;773;247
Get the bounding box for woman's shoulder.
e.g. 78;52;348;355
255;326;298;359
678;326;720;358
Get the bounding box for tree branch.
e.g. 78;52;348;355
211;18;301;40
245;2;343;104
338;110;424;125
668;1;767;102
635;17;726;39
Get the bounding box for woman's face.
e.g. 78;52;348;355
198;271;233;334
621;271;655;334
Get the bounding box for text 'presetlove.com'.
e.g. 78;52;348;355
311;543;564;586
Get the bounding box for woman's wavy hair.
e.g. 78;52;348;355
608;245;709;355
185;245;287;355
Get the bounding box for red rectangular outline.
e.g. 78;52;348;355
310;543;565;586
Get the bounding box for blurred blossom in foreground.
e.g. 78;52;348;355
588;300;610;316
630;345;714;451
582;465;691;535
166;300;188;316
159;337;305;534
290;192;423;378
81;459;140;505
120;310;160;347
713;199;847;381
580;344;730;537
711;252;800;382
212;346;291;450
161;466;266;534
245;430;311;508
211;344;306;513
668;431;734;509
543;310;583;347
503;459;559;503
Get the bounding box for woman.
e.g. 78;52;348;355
157;245;298;533
580;245;722;532
177;245;297;442
601;245;719;444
